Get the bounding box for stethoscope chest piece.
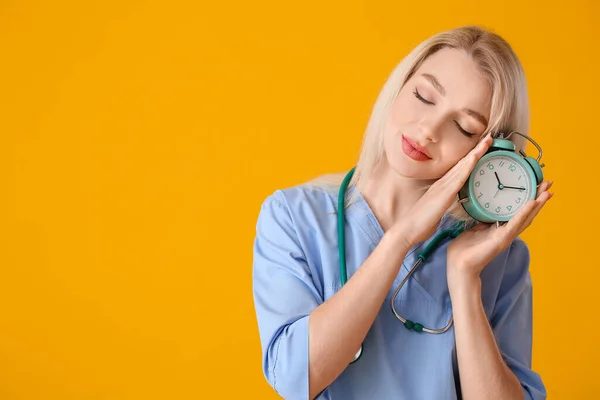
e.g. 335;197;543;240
350;345;362;364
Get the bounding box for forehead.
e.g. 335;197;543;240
414;48;492;115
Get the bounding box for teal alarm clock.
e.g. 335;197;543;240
458;131;546;224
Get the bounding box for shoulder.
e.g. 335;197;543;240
253;183;340;288
258;183;339;224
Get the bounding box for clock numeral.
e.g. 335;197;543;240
487;162;494;170
507;205;513;211
508;164;517;172
495;206;501;213
475;181;481;187
478;193;483;199
499;160;505;168
479;170;485;176
516;197;522;204
485;202;490;209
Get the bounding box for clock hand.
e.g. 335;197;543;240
494;171;502;186
503;185;526;190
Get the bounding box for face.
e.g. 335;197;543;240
382;47;492;180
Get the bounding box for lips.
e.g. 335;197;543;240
401;135;432;161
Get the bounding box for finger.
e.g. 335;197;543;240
426;134;493;206
439;135;493;189
460;134;494;170
535;180;554;199
537;181;551;194
472;133;494;156
442;135;493;178
501;198;539;239
518;191;553;233
508;191;551;237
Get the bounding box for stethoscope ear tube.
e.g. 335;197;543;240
416;223;465;262
338;167;464;365
338;166;356;286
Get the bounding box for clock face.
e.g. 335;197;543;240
471;154;534;218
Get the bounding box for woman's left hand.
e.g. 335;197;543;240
446;180;554;291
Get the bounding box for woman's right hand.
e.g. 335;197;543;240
399;133;494;247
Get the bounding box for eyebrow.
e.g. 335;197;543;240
421;73;489;127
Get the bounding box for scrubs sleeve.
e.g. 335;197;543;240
490;239;547;400
252;192;322;400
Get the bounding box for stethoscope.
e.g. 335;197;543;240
338;167;466;363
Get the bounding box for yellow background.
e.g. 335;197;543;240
0;0;597;398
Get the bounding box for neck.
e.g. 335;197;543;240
361;160;435;232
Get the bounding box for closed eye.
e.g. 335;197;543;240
414;87;477;138
413;88;434;105
454;121;476;138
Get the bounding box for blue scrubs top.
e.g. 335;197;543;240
252;182;547;400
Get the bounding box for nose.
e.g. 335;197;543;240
417;115;443;143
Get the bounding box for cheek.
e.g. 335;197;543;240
388;92;420;127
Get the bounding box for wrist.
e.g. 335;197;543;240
448;270;481;299
388;222;415;254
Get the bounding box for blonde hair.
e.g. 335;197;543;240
306;25;531;223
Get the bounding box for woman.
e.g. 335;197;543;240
252;25;551;400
